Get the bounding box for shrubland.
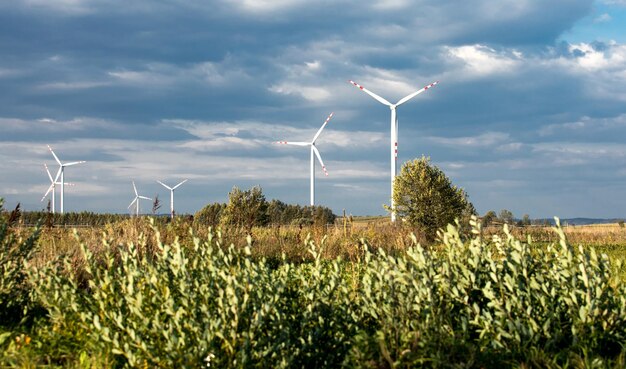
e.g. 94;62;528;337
2;194;626;367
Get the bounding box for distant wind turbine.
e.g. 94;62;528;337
157;179;188;219
348;80;438;222
41;163;75;213
47;145;86;214
276;112;333;206
128;181;152;216
41;164;60;214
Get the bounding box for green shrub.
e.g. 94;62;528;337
0;199;41;327
393;156;475;241
21;217;626;368
194;202;226;227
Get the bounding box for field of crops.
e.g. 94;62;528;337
2;210;626;368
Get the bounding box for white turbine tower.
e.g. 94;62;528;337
348;80;438;222
47;145;86;214
157;179;188;219
277;112;333;206
128;181;152;216
41;164;75;213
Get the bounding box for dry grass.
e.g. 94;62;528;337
15;219;626;282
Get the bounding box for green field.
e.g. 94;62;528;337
2;213;626;368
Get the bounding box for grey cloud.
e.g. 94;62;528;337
3;0;626;218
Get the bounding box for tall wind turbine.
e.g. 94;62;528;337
277;112;333;206
157;179;188;219
348;80;438;222
47;145;86;214
128;181;152;216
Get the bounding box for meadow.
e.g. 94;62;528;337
2;208;626;368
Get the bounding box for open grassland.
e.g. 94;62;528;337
3;215;626;368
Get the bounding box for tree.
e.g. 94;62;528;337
152;195;161;216
220;186;269;233
194;202;227;227
393;156;475;241
482;210;497;227
499;209;514;225
521;214;531;226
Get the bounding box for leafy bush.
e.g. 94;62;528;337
220;186;269;233
23;217;626;368
194;202;226;227
0;199;41;327
393;156;475;241
267;199;336;226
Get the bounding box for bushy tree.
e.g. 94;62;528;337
393;156;475;241
482;210;497;227
194;202;226;227
220;186;269;233
499;209;514;225
266;200;336;226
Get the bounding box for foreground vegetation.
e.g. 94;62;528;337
2;198;626;368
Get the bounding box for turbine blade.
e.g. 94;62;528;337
395;81;439;106
348;80;392;106
311;112;334;143
64;161;86;167
157;180;172;190
47;145;62;165
41;184;54;201
132;181;138;196
172;179;188;190
138;196;152;200
312;146;328;176
128;197;138;208
276;141;310;146
52;167;62;184
44;164;54;182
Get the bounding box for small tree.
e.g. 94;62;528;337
220;186;269;233
482;210;497;227
152;195;162;216
499;209;514;225
393;156;475;241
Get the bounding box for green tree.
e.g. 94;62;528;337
194;202;226;227
220;186;269;233
393;156;475;241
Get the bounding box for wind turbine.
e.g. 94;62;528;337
157;179;188;219
348;80;438;222
41;164;75;213
276;112;333;206
128;181;152;216
41;164;60;213
47;145;86;214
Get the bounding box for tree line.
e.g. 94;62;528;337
193;186;336;232
5;186;336;230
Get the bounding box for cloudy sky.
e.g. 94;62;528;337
2;0;626;218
